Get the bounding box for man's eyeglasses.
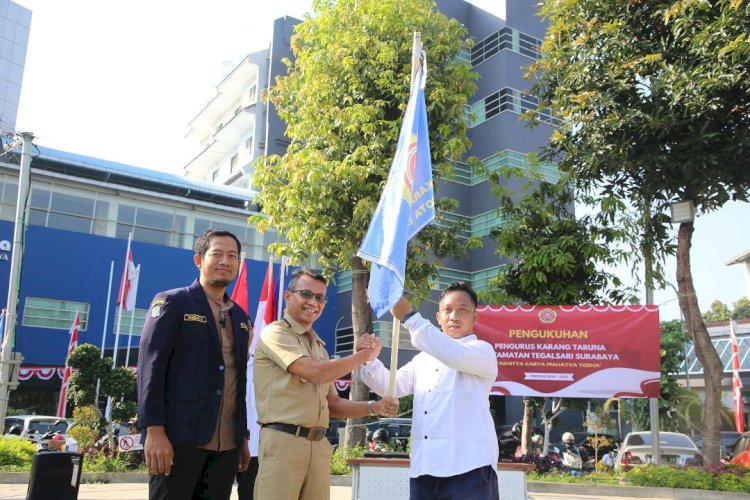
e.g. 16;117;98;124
289;289;328;304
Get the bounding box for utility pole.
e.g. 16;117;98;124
0;132;34;424
645;250;661;466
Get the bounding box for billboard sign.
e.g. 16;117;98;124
475;305;660;398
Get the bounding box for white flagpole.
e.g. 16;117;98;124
112;233;132;368
277;256;287;321
96;261;115;403
124;264;141;368
388;32;422;398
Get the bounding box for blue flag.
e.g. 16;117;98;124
357;59;435;318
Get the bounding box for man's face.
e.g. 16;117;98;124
194;236;240;288
436;290;477;339
284;274;327;329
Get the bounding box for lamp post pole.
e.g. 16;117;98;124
0;132;34;424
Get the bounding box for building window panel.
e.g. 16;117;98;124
22;297;89;330
47;212;92;233
112;306;147;336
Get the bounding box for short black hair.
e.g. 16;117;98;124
287;267;327;290
439;281;478;309
194;229;242;257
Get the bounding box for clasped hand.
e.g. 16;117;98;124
355;333;381;361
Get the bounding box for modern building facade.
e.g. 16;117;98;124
0;143;340;413
0;0;31;135
183;16;298;189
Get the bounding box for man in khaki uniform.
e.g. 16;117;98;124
254;268;398;500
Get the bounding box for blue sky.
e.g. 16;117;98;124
14;0;750;320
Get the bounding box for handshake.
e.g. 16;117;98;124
354;333;398;417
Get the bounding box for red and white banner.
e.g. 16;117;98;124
117;248;139;311
57;312;80;418
730;320;745;432
474;305;660;398
252;260;276;354
18;367;65;380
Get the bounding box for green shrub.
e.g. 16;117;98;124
625;465;750;493
528;470;619;485
68;405;100;449
330;445;366;475
82;452;131;473
0;437;36;470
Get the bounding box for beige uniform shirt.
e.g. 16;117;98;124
254;314;337;429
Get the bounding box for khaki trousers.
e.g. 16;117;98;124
254;426;333;500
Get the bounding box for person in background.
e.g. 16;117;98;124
236;328;260;499
253;268;399;500
137;229;252;500
361;281;500;500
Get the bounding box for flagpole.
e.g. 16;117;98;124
96;261;115;403
112;233;132;368
123;264;140;368
277;256;287;321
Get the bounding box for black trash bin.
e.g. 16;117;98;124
26;450;83;500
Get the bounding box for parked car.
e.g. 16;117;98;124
614;431;702;468
729;431;750;467
693;431;742;462
3;415;78;451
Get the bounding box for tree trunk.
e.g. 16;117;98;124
676;221;723;466
521;398;534;455
343;255;373;448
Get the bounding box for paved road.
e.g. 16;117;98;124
0;482;668;500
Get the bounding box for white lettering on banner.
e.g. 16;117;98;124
524;372;574;381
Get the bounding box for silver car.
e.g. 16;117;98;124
614;431;702;468
3;415;78;451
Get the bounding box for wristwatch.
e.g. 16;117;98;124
402;309;418;322
367;400;377;417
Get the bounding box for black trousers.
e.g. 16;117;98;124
409;465;499;500
235;456;259;499
148;445;238;500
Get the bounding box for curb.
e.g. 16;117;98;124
527;481;750;500
1;472;748;498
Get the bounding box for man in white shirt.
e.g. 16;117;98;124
360;281;499;499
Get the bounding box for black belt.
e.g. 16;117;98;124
262;423;327;441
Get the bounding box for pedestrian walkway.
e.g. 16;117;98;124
0;482;669;500
0;483;346;500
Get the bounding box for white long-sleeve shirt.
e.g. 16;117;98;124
360;313;499;478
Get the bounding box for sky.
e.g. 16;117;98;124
12;0;750;321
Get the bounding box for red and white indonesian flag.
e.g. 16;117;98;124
231;257;250;315
117;249;139;311
57;312;80;418
730;320;745;432
253;260;276;352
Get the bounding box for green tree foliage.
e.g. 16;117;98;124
484;172;633;306
251;0;479;446
732;297;750;320
529;0;750;465
66;343;136;423
253;0;478;287
704;300;731;322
